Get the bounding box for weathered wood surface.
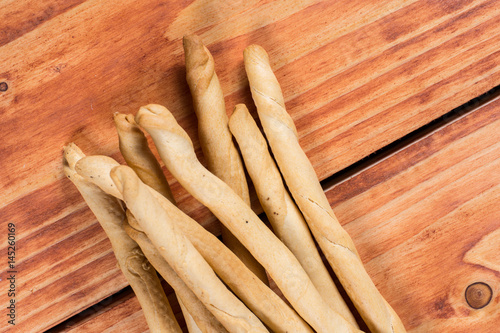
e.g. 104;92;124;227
55;93;500;333
0;0;499;331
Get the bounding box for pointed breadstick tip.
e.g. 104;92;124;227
136;104;194;147
244;44;269;62
109;165;138;198
183;34;210;70
229;104;249;125
114;112;137;132
233;103;249;114
183;34;203;49
63;142;86;170
135;104;169;128
74;155;124;199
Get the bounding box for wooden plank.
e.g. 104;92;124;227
1;0;499;331
60;94;500;332
326;97;500;332
48;284;186;333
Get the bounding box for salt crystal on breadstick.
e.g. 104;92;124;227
135;104;361;333
76;154;312;333
124;212;227;333
183;34;268;284
114;113;175;203
228;104;358;327
63;143;182;333
244;44;406;333
110;165;268;333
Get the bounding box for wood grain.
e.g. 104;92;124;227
0;0;498;331
327;97;500;332
48;283;186;333
62;93;500;333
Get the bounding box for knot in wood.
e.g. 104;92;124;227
0;82;8;92
465;282;492;309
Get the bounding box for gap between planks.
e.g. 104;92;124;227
47;84;500;332
322;84;500;192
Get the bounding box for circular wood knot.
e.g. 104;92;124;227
465;282;492;309
0;82;8;92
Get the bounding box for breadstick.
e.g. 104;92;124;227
62;143;182;333
110;165;268;333
179;299;203;333
75;154;123;200
183;34;267;284
244;44;406;333
76;154;312;333
228;104;358;327
115;113;226;332
135;104;361;333
124;212;227;333
114;112;175;202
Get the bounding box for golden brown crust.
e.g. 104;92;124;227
228;104;358;327
110;165;268;333
78;152;312;333
63;143;181;333
124;212;228;333
114;113;175;203
135;105;360;333
244;44;406;333
183;35;267;283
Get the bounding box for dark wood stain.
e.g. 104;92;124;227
433;296;456;319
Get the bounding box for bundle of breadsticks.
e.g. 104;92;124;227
63;35;405;333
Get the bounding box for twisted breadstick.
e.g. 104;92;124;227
135;104;361;333
63;143;181;333
124;212;227;333
115;113;222;332
75;154;311;333
110;165;268;333
114;113;175;202
228;104;358;327
244;44;406;333
183;34;268;284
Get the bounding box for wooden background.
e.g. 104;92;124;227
0;0;498;332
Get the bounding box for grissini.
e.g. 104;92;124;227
228;104;358;327
114;112;175;203
135;104;361;333
63;143;182;333
180;299;204;333
115;113;220;332
244;44;406;333
183;34;268;284
110;165;268;333
124;212;227;333
76;154;312;333
75;154;123;200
